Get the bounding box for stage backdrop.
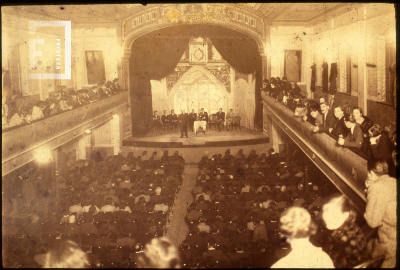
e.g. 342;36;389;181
129;24;262;136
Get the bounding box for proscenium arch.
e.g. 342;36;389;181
168;66;228;114
123;22;265;58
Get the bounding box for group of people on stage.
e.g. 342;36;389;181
152;108;238;137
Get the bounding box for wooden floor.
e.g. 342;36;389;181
123;127;269;148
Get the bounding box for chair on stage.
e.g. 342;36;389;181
231;116;241;131
207;114;218;130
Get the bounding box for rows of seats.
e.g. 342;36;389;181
2;150;185;268
180;148;334;268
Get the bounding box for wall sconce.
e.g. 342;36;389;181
85;129;92;134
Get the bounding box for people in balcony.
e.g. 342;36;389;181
8;106;29;128
338;114;363;149
290;82;302;96
368;124;395;177
303;100;323;127
364;159;396;268
352;107;374;156
30;101;46;121
312;101;335;133
87;86;100;101
330;105;349;138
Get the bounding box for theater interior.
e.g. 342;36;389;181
2;3;397;268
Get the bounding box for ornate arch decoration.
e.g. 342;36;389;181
169;65;227;99
122;4;266;54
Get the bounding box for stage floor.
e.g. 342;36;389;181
123;127;269;148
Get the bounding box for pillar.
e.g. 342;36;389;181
77;134;88;160
285;143;290;164
271;119;281;152
357;6;368;112
111;113;123;155
53;148;60;207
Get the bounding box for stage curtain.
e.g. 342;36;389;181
129;24;263;135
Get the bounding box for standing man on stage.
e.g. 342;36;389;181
179;109;189;138
216;108;225;132
168;109;178;131
226;109;235;131
189;109;197;132
161;110;169;132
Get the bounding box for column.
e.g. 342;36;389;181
271;119;280;152
111;113;123;155
357;7;368;112
77;134;88;160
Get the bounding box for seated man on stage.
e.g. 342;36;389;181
189;109;197;132
161;110;170;131
194;108;208;134
226;109;235;131
152;111;162;133
168;110;178;131
216;108;225;132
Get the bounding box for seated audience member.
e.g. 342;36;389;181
252;218;268;243
87;86;100;101
82;199;100;214
136;237;181;268
321;193;370;268
43;98;59;117
152;110;162;131
66;91;80;108
226;109;235;131
196;195;210;212
271;207;334;268
319;95;328;104
76;90;90;105
303;100;323;127
168;110;178;130
330;105;349;138
112;78;123;92
101;198;116;212
290;81;302;95
352;107;374;155
368;124;395;176
198;217;211;233
161;110;170;131
44;240;89;268
95;83;108;99
8;106;29;127
364;159;396;268
312;101;335;133
338;114;363;149
30;101;46;121
202;242;229;263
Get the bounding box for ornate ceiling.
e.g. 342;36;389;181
3;3;372;26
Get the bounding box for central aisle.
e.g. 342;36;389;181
166;164;198;247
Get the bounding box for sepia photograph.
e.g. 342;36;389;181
1;3;397;268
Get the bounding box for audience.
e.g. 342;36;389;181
368;124;395;176
44;240;89;268
338;114;363;149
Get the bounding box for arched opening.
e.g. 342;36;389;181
128;24;263;136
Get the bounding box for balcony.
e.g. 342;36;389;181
2;91;129;176
262;92;368;214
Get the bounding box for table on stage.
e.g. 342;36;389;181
194;120;207;134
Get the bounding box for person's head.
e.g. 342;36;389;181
181;109;185;114
367;159;389;182
219;108;222;112
319;95;328;104
320;102;329;114
230;109;233;113
343;114;355;129
368;124;383;138
44;240;89;268
322;193;356;230
279;207;317;239
171;109;174;114
155;186;162;195
191;109;195;113
201;108;204;112
105;198;113;205
154;110;158;116
163;110;167;115
36;100;46;110
136;237;181;268
334;105;345;119
352;107;363;121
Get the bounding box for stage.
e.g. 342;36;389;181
122;127;269;148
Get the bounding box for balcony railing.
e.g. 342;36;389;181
2;91;129;176
262;92;368;213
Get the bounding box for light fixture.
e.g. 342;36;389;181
85;129;91;134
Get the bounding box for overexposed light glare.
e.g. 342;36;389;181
35;146;53;163
85;129;92;134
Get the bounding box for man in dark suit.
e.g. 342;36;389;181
189;109;197;132
313;101;336;133
179;109;189;138
331;105;350;138
152;111;162;133
87;86;100;101
216;108;225;132
161;110;169;131
338;114;363;149
168;110;178;131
